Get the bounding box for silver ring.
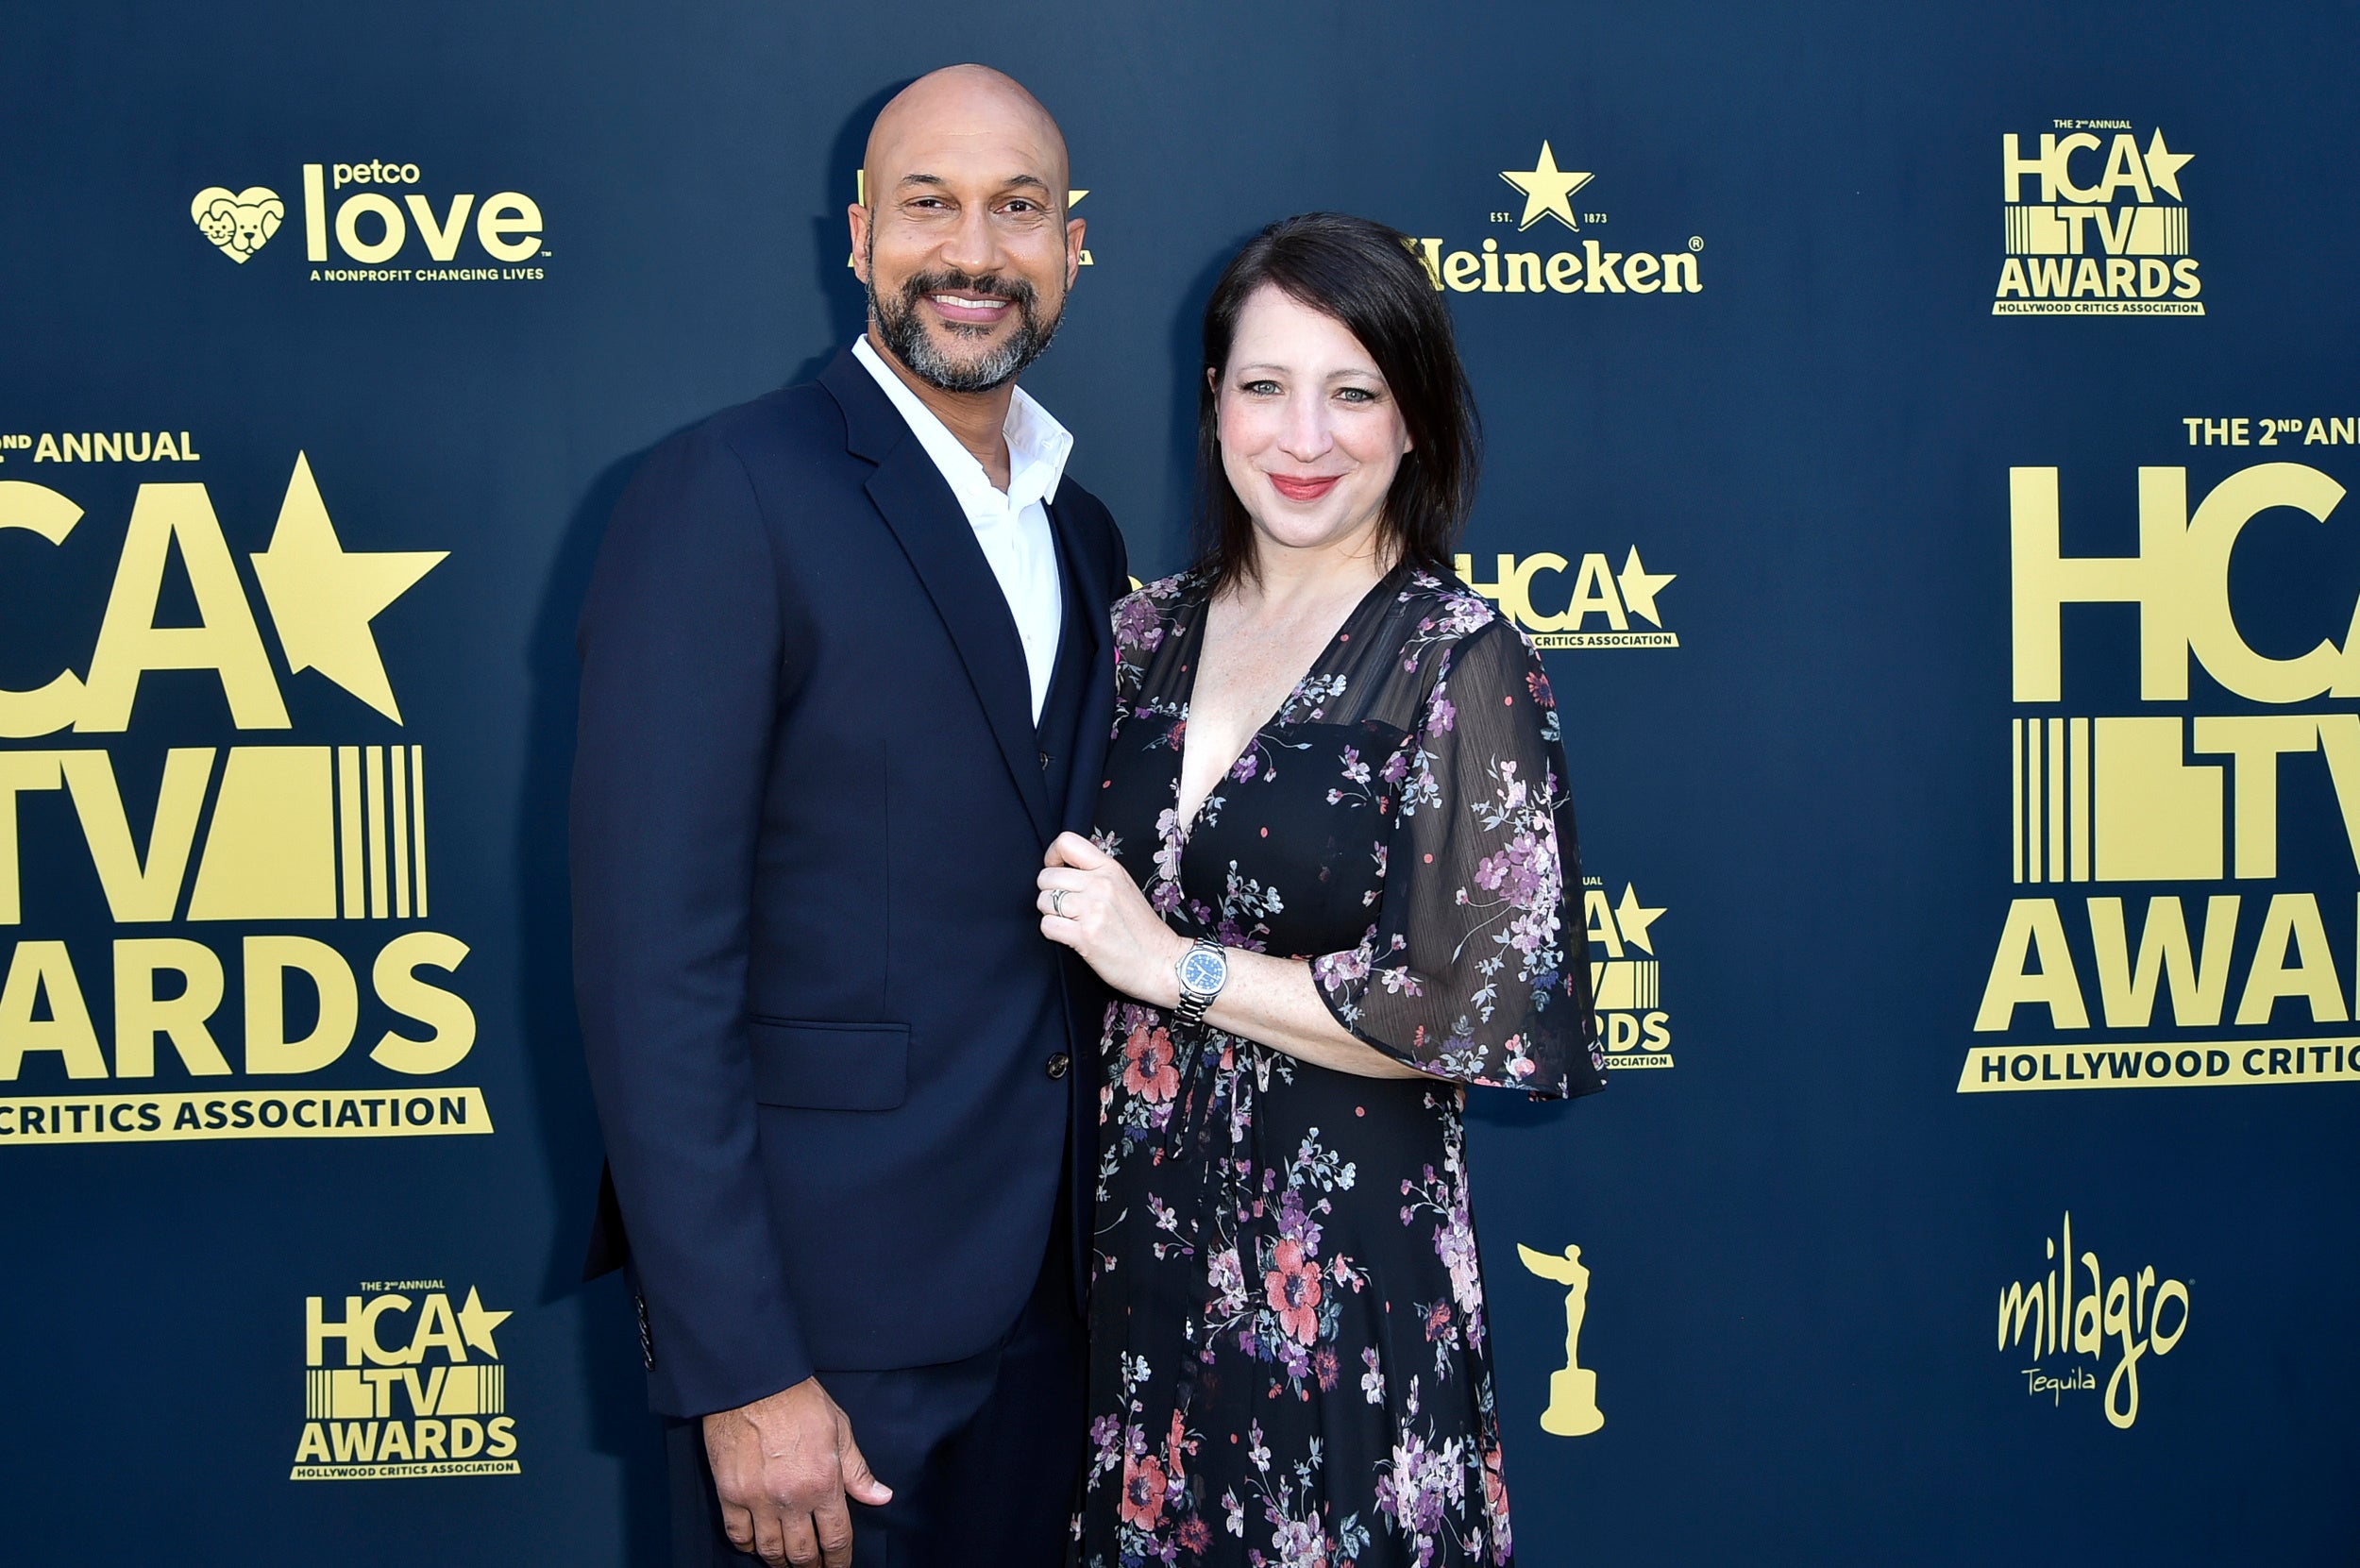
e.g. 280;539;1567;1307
1051;889;1070;919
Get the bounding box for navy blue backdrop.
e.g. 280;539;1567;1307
5;2;2355;1561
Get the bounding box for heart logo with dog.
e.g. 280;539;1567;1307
191;186;284;262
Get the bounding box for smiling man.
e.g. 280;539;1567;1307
572;65;1127;1568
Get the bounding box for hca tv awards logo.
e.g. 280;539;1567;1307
1995;1213;2189;1429
1455;548;1677;649
1994;123;2200;315
1584;874;1673;1069
1965;432;2360;1092
191;160;548;283
294;1279;520;1479
0;448;488;1145
1409;139;1705;298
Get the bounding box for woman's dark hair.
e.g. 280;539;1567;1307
1194;212;1480;591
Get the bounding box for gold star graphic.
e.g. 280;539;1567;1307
1613;885;1666;955
456;1287;512;1359
250;452;446;724
1500;142;1593;232
1616;548;1676;627
2143;129;2192;201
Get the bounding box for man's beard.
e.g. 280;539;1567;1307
867;260;1063;394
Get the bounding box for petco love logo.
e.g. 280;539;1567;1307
188;160;548;284
191;188;284;262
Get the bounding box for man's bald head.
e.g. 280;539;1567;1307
864;64;1070;214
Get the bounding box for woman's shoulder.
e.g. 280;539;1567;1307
1391;567;1502;634
1111;569;1205;663
1373;569;1563;732
1380;567;1531;669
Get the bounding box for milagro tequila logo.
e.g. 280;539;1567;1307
1583;875;1672;1068
1409;140;1705;298
1995;122;2200;315
1996;1213;2189;1429
1454;549;1677;650
1964;448;2360;1094
294;1279;519;1478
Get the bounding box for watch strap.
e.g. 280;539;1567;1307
1173;938;1225;1029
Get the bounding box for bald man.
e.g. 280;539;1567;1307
573;65;1126;1568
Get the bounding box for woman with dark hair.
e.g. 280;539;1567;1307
1038;212;1606;1566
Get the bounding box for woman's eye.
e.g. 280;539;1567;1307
1335;387;1379;404
1240;379;1282;396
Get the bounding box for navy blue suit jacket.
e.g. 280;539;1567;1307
572;349;1127;1419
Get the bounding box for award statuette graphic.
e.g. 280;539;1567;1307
1517;1242;1606;1436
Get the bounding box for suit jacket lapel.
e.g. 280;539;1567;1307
822;350;1054;842
1045;491;1116;835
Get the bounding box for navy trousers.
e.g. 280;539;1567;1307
669;1194;1085;1568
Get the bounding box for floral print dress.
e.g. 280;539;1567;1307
1075;567;1608;1568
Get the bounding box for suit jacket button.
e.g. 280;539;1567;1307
1045;1053;1071;1080
1039;750;1052;771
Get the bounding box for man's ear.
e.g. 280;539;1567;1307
1065;215;1087;288
848;202;872;286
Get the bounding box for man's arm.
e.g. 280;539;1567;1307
571;427;811;1417
578;429;892;1567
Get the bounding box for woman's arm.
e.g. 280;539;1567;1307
1038;833;1437;1082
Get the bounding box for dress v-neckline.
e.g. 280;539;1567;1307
1170;566;1402;842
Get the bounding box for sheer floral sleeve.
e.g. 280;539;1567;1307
1311;619;1605;1097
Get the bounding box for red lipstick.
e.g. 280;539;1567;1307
1268;474;1340;502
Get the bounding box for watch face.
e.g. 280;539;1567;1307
1179;946;1227;993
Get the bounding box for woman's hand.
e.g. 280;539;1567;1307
1039;833;1435;1081
1037;832;1189;1006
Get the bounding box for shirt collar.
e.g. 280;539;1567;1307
851;334;1072;512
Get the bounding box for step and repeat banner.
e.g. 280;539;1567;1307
4;3;2352;1562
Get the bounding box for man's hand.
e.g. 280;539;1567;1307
703;1377;891;1567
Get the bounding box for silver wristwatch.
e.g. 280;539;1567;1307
1172;938;1229;1029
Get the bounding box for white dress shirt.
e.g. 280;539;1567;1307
851;334;1071;722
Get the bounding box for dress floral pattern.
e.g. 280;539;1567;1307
1076;566;1607;1568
